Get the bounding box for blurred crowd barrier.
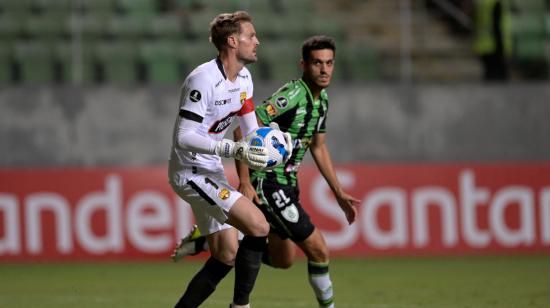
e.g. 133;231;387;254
0;83;549;166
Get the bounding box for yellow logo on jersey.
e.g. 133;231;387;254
240;92;247;105
266;103;278;116
219;188;231;200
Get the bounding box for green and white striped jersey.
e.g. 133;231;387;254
252;79;329;187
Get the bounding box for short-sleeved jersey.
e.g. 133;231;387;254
169;58;255;172
252;79;329;187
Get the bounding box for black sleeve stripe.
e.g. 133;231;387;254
188;180;216;205
179;109;203;123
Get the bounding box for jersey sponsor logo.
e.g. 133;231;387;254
218;188;230;200
240;92;247;104
208;111;238;134
266;102;278;116
275;96;289;109
189;90;201;102
214;98;232;106
288;88;300;99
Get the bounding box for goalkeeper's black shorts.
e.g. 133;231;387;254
253;178;315;243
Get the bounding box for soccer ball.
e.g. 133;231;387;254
247;127;290;170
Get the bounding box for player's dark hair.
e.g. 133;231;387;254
302;35;336;62
210;11;253;51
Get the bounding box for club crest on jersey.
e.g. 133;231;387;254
209;111;238;134
240;92;247;105
281;204;299;223
218;188;230;200
275;96;288;109
189;90;201;102
266;102;278;116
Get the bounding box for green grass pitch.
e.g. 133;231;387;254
1;255;550;307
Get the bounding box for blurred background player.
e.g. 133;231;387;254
473;0;513;81
173;35;360;308
168;11;270;308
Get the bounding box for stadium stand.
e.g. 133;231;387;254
0;12;26;38
0;0;366;85
94;40;139;84
339;41;381;81
30;0;72;14
55;41;97;84
105;14;151;39
25;12;69;39
148;13;184;39
116;0;157;16
14;40;56;84
140;39;182;84
0;42;13;84
78;13;109;39
179;40;217;72
260;39;301;81
1;0;549;85
511;0;549;79
77;0;116;15
1;0;32;14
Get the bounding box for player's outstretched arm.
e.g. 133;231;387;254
310;133;360;224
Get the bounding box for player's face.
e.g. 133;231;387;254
302;49;334;89
235;22;260;64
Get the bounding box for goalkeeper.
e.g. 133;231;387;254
167;11;291;308
173;35;359;308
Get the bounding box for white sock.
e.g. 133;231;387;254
308;261;334;308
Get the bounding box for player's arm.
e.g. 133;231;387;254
233;125;261;203
233;97;267;202
176;113;216;154
176;77;267;168
176;76;220;154
176;116;267;169
310;133;360;224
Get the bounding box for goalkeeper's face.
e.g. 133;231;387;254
235;21;260;65
302;49;334;89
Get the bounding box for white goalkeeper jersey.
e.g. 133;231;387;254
169;58;255;173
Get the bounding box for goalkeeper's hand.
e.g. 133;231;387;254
215;139;268;170
269;122;293;163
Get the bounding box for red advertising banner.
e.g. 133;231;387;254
1;163;550;261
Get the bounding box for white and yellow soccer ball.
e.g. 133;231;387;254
246;127;291;170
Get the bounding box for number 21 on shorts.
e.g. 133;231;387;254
272;189;291;208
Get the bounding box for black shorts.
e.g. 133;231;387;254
253;179;315;243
